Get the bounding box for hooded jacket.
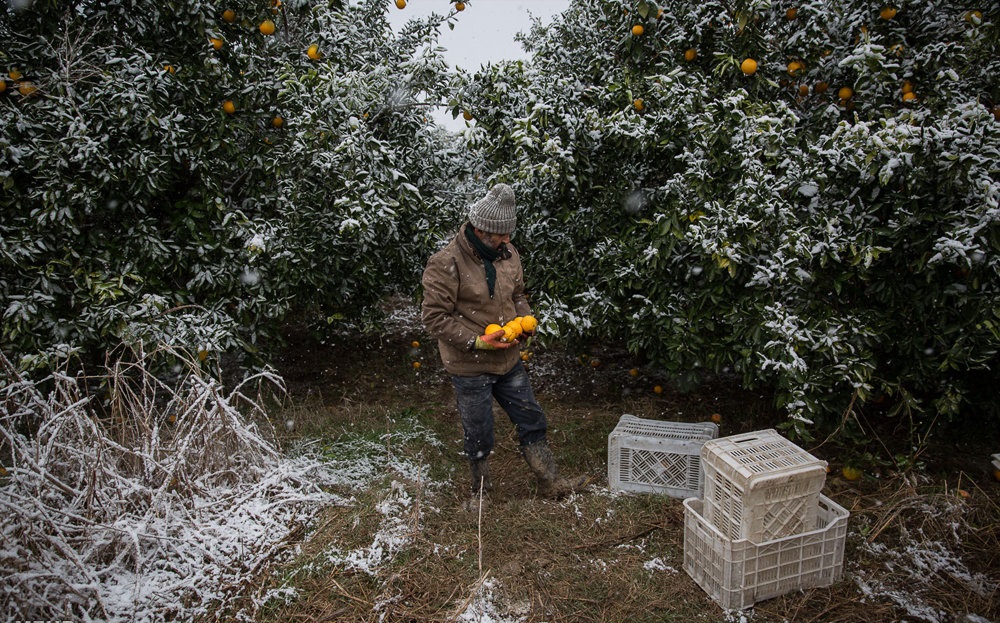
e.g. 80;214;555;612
421;223;532;376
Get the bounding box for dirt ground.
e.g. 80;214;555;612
256;308;1000;623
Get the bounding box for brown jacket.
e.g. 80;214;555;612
421;223;532;376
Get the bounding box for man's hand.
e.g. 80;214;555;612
475;329;514;350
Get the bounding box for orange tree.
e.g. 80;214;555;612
458;0;1000;437
0;0;465;370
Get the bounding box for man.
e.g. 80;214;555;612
421;183;589;506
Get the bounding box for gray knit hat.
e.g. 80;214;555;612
468;184;517;234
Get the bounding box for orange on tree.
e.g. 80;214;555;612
462;110;473;121
710;413;722;424
17;82;37;96
653;385;663;394
631;24;644;36
222;99;236;114
412;361;421;369
411;340;420;348
9;68;22;80
684;48;697;61
210;37;224;50
740;58;758;75
786;7;798;20
0;81;6;93
395;0;406;8
259;19;276;35
993;468;1000;482
787;60;804;76
271;115;283;128
633;97;645;112
814;81;829;94
222;8;236;22
628;368;639;377
163;64;175;74
798;84;810;96
879;6;897;20
964;10;982;24
838;86;854;99
307;44;321;60
901;80;914;94
455;1;465;11
902;91;917;103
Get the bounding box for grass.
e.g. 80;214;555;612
235;320;1000;623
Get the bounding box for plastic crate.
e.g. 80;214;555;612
607;415;719;498
683;494;848;610
992;453;1000;471
701;429;828;542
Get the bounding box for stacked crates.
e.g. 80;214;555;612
607;415;719;499
683;429;849;609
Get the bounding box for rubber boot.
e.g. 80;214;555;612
521;440;591;499
464;458;492;512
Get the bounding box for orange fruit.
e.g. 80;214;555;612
455;1;465;10
505;321;523;338
259;19;276;35
519;315;538;332
879;6;897;20
222;8;236;22
631;24;644;36
0;81;6;93
167;414;177;424
787;60;804;76
271;115;284;128
838;86;853;99
956;488;970;499
412;361;421;369
965;10;982;24
395;0;406;8
798;84;810;96
633;98;645;112
411;340;420;348
462;110;473;121
17;81;37;96
484;323;503;337
198;349;209;361
222;100;236;114
841;466;863;481
901;80;914;94
520;351;531;362
993;469;1000;482
307;44;321;60
210;37;224;50
814;81;829;94
902;91;916;103
9;68;22;81
710;413;722;424
501;325;518;342
684;48;697;62
590;358;601;368
740;58;758;75
653;385;663;394
163;65;175;74
786;7;798;20
628;368;639;377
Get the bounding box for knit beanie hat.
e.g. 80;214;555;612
468;184;517;234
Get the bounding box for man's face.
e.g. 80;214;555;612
474;228;512;251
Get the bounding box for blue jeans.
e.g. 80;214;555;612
451;361;548;460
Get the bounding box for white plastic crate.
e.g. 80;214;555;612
683;494;848;610
607;415;719;498
701;429;828;542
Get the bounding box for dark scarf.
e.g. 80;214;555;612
464;223;509;299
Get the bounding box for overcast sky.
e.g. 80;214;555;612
386;0;572;129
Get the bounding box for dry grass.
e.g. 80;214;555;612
238;324;1000;623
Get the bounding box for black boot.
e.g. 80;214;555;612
521;440;591;499
464;458;492;511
